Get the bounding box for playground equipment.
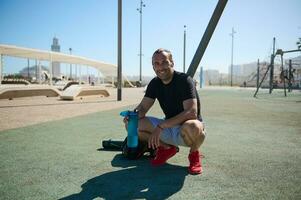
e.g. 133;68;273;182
254;38;301;97
242;61;269;88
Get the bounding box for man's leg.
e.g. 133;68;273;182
180;120;205;174
138;117;154;142
180;120;205;152
138;117;177;166
138;117;172;147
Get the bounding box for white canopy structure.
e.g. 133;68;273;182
0;44;117;85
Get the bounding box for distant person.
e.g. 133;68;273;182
123;48;205;174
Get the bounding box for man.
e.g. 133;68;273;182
124;48;205;174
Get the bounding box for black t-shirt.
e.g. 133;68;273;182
145;71;202;120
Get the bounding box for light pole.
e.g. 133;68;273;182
229;27;236;86
0;55;2;86
69;48;72;80
183;25;186;73
137;0;145;83
27;59;30;80
117;0;122;101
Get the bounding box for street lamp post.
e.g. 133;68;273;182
117;0;122;101
137;0;145;83
229;27;236;87
69;48;72;80
0;55;3;86
27;59;30;80
183;25;186;73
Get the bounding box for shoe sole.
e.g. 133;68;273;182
150;151;177;166
188;169;202;175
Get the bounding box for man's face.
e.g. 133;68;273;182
152;52;174;83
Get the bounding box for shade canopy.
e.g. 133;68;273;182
0;44;117;77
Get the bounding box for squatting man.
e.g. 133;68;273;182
123;48;205;174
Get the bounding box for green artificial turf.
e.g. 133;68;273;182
0;88;300;199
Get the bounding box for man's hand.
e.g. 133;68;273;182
148;126;163;149
123;116;129;130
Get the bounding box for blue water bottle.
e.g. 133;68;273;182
120;110;138;148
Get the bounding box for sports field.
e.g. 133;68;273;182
0;88;300;199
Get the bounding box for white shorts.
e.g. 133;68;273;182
147;116;188;147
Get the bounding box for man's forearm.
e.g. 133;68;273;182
159;98;199;129
159;108;197;129
135;104;147;119
135;97;155;119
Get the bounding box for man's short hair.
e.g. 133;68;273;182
152;48;174;64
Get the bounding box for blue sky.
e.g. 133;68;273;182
0;0;300;77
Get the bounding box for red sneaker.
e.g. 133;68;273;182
151;146;177;166
188;151;203;175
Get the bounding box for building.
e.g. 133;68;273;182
241;62;257;77
51;37;61;77
228;64;241;77
204;69;220;85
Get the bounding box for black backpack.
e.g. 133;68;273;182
102;137;155;159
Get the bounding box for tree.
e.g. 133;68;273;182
297;38;301;49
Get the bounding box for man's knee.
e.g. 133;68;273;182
137;117;154;137
138;117;153;131
181;121;205;143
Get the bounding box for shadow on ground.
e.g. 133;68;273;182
60;154;188;200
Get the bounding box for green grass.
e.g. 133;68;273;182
0;88;300;199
